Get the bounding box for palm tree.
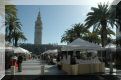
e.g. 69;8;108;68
61;28;75;43
5;5;27;46
85;3;115;47
61;23;89;43
5;17;22;43
5;5;17;17
12;31;27;47
72;23;89;38
12;18;27;46
116;2;121;31
83;32;101;44
5;5;17;43
6;17;27;47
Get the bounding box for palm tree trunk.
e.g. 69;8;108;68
8;29;12;43
77;33;80;38
12;38;14;46
101;21;107;47
15;38;18;47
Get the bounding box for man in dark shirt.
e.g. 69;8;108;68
17;55;23;72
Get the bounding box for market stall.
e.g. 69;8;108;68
14;47;31;60
5;47;14;69
61;38;105;75
105;43;116;73
41;49;58;64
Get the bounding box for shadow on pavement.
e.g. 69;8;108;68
2;75;120;80
44;65;66;75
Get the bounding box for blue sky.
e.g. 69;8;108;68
16;5;115;45
16;5;93;45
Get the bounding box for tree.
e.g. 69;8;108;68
72;23;89;38
115;2;121;46
85;3;115;47
5;5;17;17
12;31;27;47
5;5;17;42
61;28;75;43
116;2;121;31
5;5;27;46
61;23;89;43
83;32;101;44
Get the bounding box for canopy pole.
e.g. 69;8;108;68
73;50;76;57
100;50;103;63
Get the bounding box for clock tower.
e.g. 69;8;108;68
34;11;42;44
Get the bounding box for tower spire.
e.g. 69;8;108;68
37;10;41;21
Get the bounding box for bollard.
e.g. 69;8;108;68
11;66;16;75
41;65;44;75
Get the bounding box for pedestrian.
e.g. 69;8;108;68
56;54;62;70
17;55;23;72
11;55;18;72
11;55;18;66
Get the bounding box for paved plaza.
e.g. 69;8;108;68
4;59;121;80
5;59;66;75
5;59;121;75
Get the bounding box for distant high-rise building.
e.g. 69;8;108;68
34;11;42;44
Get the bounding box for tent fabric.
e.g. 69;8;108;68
5;47;31;55
105;43;116;48
61;38;102;51
105;43;116;51
42;49;58;55
5;47;14;52
14;47;30;54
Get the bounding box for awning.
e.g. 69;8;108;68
61;38;102;51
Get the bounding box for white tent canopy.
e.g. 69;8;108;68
105;43;116;48
105;43;116;51
61;38;102;51
5;47;14;52
14;47;30;54
42;49;58;55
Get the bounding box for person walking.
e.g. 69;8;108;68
56;54;62;70
10;55;18;74
17;55;23;72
